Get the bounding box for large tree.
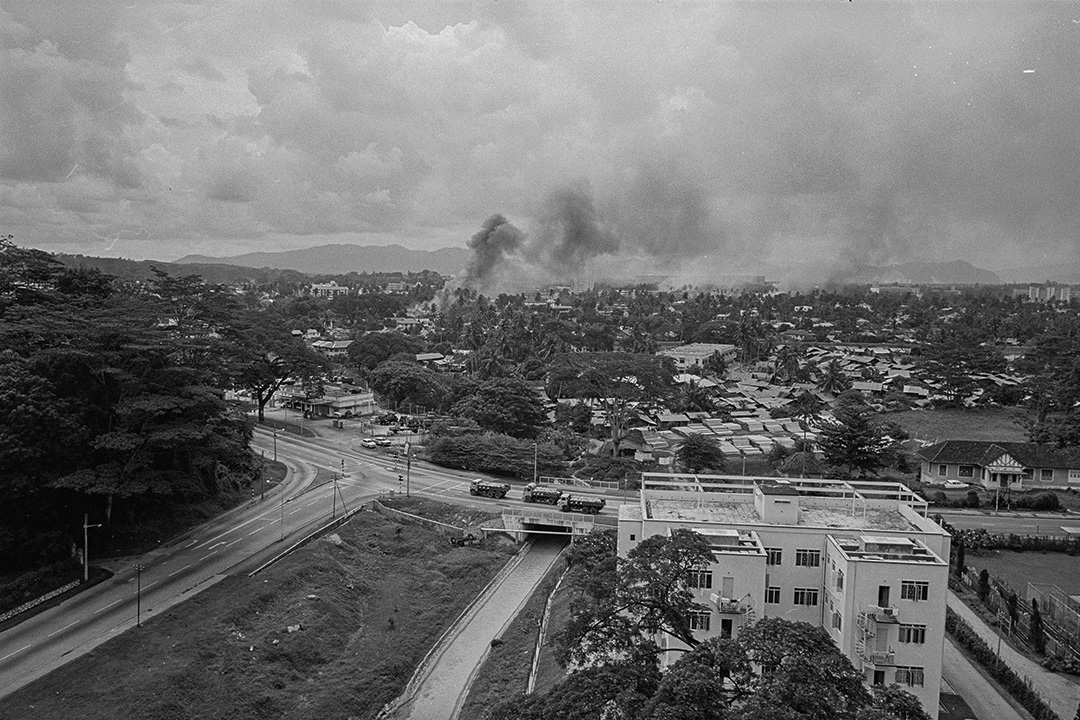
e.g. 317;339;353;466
547;352;676;457
369;359;447;412
556;528;714;666
451;376;548;438
347;331;424;378
817;393;898;478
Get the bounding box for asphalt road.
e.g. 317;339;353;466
0;428;618;701
934;509;1077;536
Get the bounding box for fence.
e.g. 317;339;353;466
959;566;1080;663
538;475;621;490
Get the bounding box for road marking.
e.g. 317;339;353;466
168;564;191;577
185;539;198;548
141;581;157;591
226;537;243;547
93;598;122;614
305;499;319;507
47;620;80;637
201;550;217;561
0;644;31;662
289;508;302;515
248;526;265;536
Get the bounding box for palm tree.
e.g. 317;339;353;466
817;359;850;396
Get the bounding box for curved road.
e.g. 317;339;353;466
0;427;619;701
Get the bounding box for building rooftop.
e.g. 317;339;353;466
644;498;915;532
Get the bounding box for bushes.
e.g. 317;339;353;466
426;433;568;480
0;559;81;615
1013;492;1062;511
945;608;1062;720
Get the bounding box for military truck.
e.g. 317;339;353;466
469;478;510;499
557;493;606;514
521;482;563;505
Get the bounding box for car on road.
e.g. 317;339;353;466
943;481;970;490
360;438;378;449
375;437;393;447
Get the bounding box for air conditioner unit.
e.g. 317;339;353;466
881;607;897;618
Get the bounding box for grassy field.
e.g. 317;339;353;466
459;556;567;718
887;407;1027;444
4;497;514;720
967;550;1080;596
532;572;573;694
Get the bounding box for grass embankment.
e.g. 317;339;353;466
888;407;1027;443
4;497;513;720
459;556;567;718
968;550;1080;596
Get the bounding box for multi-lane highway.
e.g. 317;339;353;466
0;427;621;700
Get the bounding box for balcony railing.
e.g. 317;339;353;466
856;641;896;666
709;593;747;614
867;604;899;623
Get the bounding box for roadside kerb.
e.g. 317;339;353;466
378;539;536;719
246;501;366;578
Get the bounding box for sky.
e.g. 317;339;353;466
1;0;1079;275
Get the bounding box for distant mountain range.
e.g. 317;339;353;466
998;260;1080;285
836;260;1002;286
176;244;471;276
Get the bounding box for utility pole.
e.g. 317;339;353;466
134;563;145;627
83;514;101;583
279;486;285;542
260;451;266;501
533;441;538;484
273;429;278;462
406;442;412;498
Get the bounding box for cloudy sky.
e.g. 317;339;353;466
1;0;1078;272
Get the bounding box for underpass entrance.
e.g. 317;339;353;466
500;507;596;542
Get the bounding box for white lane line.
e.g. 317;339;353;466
248;526;265;536
289;508;302;515
47;620;80;638
168;564;191;577
184;539;198;548
226;537;243;547
141;581;157;591
200;550;217;561
0;644;31;662
93;598;123;614
305;499;319;507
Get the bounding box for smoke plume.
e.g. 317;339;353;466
463;213;525;290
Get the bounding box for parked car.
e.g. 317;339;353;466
360;438;377;449
375;437;393;447
943;481;970;490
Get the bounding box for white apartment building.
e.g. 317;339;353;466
618;473;950;719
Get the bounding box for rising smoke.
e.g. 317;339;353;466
462;213;525;291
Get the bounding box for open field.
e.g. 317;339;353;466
967;550;1080;596
2;497;514;720
888;407;1028;444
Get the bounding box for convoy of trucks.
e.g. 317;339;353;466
470;478;605;514
469;478;510;499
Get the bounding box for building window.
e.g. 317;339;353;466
688;570;713;589
895;666;925;687
795;549;821;567
835;569;845;591
793;588;819;606
938;464;948;476
689;611;711;631
832;611;842;630
959;465;974;478
1041;469;1053;482
899;624;927;644
766;586;781;604
630;534;636;541
900;581;929;602
766;547;783;566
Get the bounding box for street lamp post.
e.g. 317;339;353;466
406;441;412;498
83;513;101;583
273;429;278;462
134;563;145;627
533;441;538;484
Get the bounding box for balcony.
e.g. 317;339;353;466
867;604;899;623
855;641;896;666
709;592;748;614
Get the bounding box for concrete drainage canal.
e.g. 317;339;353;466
382;535;569;720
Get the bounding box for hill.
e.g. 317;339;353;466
56;255;309;286
176;244;470;276
999;260;1080;285
838;260;1001;286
